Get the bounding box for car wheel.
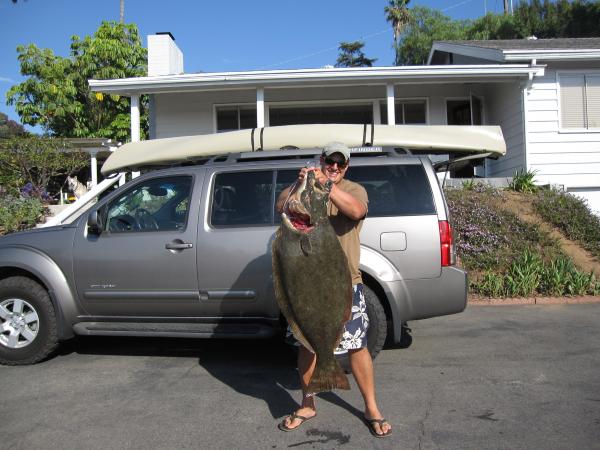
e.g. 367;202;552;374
0;276;58;365
336;284;388;371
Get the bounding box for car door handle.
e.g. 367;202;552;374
165;241;193;250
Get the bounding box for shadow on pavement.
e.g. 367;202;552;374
58;335;380;421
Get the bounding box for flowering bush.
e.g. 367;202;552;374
0;196;46;235
444;186;600;297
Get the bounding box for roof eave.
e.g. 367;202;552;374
89;65;544;96
428;43;505;64
503;50;600;61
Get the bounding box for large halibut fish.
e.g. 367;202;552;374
272;170;352;393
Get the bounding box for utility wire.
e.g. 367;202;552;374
256;0;482;70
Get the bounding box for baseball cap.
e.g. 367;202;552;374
322;141;350;163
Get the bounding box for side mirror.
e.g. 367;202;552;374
87;210;104;235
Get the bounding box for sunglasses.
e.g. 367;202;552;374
323;156;348;168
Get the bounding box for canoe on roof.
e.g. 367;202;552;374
101;124;506;174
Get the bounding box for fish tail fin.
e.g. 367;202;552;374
307;359;351;393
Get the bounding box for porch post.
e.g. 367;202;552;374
386;84;396;125
372;101;381;125
130;94;140;179
90;150;98;188
256;88;265;128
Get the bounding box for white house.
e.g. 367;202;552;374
88;33;600;213
429;38;600;214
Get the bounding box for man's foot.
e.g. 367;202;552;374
364;416;392;438
278;408;316;432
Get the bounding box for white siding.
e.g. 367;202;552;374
526;66;600;214
482;83;525;177
154;90;257;138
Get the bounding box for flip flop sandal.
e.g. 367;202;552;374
278;412;317;432
364;417;393;438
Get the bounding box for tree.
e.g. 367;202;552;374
6;21;147;141
395;1;600;66
384;0;412;45
397;7;468;65
0;112;26;139
335;41;377;67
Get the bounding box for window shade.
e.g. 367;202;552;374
586;75;600;129
560;75;586;128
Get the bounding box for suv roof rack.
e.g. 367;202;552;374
143;146;415;171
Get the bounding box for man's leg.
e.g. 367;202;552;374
348;347;392;436
281;346;317;429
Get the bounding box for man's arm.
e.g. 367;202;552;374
328;183;367;221
311;168;367;221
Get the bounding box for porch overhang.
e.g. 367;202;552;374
89;65;545;96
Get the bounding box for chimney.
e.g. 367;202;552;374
147;32;184;76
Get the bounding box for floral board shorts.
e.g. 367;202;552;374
285;284;369;355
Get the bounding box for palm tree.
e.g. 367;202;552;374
384;0;411;45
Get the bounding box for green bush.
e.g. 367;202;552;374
533;188;600;260
509;169;538;194
0;196;45;235
471;250;600;297
504;250;543;297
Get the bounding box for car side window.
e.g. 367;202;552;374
346;165;436;216
105;176;193;232
211;171;274;227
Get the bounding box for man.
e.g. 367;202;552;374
276;141;392;438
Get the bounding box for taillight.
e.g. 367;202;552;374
439;220;455;267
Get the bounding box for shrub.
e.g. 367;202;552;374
504;250;543;297
509;169;538;194
0;196;46;235
533;188;600;260
446;187;561;273
0;136;88;199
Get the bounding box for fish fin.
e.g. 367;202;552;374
308;358;351;393
288;321;315;354
272;236;315;354
300;235;312;256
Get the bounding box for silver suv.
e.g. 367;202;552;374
0;148;466;365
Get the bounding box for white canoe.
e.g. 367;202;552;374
101;124;506;174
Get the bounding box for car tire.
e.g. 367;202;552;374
336;284;388;371
0;276;59;365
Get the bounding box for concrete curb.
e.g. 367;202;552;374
468;295;600;305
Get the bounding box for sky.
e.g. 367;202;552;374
0;0;507;131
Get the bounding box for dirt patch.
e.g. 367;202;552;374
496;191;600;275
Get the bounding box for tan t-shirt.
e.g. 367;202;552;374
327;178;369;285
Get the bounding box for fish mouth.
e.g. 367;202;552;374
282;177;314;233
283;200;314;233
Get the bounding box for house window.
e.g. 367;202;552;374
380;100;427;124
446;100;471;125
559;74;600;130
269;104;373;126
216;106;257;132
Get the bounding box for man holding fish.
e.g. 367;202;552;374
273;141;392;438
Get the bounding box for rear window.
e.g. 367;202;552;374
346;165;436;216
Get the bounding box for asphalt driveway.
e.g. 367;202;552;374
1;304;599;449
